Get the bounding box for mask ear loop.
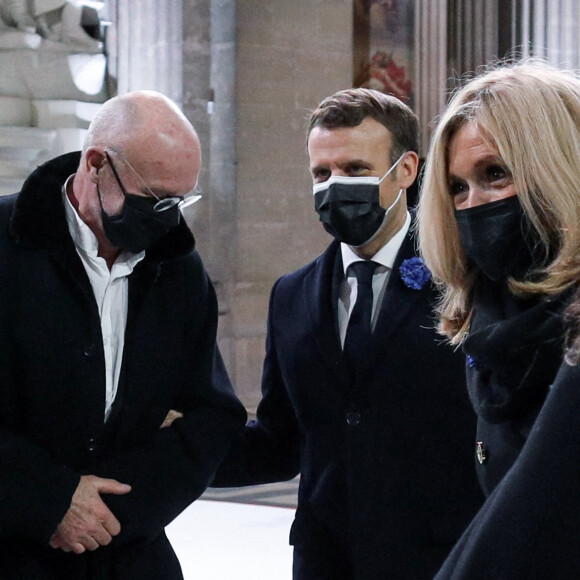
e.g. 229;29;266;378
378;151;406;184
353;152;407;249
354;188;404;248
377;151;406;216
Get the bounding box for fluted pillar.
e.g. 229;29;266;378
516;0;580;69
415;0;448;156
107;0;183;106
414;0;499;155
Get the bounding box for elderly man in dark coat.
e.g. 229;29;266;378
0;90;246;579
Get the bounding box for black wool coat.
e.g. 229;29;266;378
435;359;580;580
461;280;568;496
213;233;484;580
0;153;247;579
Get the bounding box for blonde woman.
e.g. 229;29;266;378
418;60;580;578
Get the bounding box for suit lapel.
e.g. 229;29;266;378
303;230;431;380
303;241;350;383
365;230;428;366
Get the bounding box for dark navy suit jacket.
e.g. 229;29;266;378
214;232;483;579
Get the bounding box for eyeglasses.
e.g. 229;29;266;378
104;149;202;213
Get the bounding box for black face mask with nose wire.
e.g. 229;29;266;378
313;153;406;247
454;195;541;282
314;180;388;246
99;190;181;253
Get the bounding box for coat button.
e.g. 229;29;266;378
84;344;96;357
87;437;97;452
346;412;361;426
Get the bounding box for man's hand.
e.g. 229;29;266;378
160;409;184;428
49;475;131;554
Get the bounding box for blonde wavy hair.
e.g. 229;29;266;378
417;60;580;344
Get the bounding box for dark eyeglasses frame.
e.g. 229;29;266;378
104;149;198;213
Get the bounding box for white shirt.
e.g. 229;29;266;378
338;211;411;347
63;176;145;421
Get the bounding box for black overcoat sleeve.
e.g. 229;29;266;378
212;277;302;487
0;247;82;544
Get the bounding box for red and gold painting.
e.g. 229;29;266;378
353;0;415;106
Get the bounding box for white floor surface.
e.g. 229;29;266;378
166;500;295;579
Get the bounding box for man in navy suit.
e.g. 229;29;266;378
213;88;482;579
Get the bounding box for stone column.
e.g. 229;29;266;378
207;0;238;371
109;0;184;106
415;0;448;156
516;0;580;69
414;0;499;155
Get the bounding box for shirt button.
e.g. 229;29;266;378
346;412;361;426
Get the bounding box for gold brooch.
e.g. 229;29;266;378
476;441;488;465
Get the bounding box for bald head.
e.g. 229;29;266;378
81;90;201;200
84;90;199;153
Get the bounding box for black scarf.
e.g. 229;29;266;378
463;278;570;423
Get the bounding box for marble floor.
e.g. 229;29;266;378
166;478;299;579
166;499;295;579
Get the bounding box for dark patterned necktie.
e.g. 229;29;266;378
343;260;376;375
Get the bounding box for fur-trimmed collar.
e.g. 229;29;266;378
10;152;196;260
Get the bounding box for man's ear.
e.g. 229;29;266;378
397;151;419;189
85;147;106;184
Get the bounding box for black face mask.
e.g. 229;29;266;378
100;191;181;253
455;195;539;282
312;154;404;247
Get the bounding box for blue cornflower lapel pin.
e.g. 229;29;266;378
399;257;431;290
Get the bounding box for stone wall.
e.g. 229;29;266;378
183;0;353;411
232;1;353;410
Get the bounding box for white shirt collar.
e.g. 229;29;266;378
62;174;145;269
341;210;411;275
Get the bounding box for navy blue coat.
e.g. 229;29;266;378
0;153;246;579
435;359;580;579
213;232;483;579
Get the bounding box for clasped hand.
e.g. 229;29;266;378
49;474;131;554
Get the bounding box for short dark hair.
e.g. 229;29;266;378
307;88;419;163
